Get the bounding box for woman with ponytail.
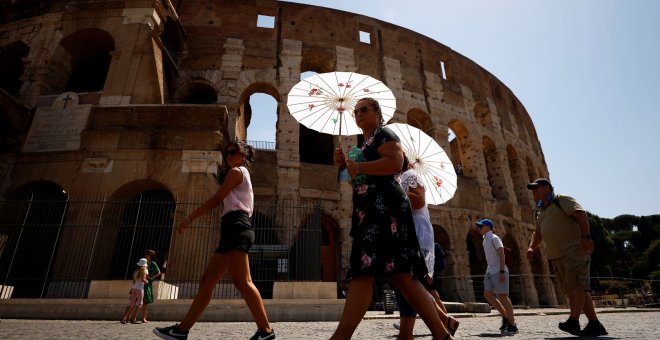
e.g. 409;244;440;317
154;141;275;340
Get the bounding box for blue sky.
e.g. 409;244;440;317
248;0;660;218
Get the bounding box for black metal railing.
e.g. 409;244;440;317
0;193;321;299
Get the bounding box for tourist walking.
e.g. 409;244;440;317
140;249;161;323
526;178;607;336
476;218;517;335
393;156;459;339
121;258;148;324
154;141;274;340
331;98;452;340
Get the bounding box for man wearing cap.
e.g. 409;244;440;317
526;178;608;337
476;218;517;335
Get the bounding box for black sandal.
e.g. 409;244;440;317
447;316;459;336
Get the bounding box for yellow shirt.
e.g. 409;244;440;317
535;194;584;260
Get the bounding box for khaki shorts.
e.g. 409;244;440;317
550;248;591;292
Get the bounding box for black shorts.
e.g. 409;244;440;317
215;210;255;254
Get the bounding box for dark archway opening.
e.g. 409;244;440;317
109;189;175;280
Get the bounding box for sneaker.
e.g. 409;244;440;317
393;322;401;330
558;317;581;336
499;317;509;334
504;324;519;335
581;320;608;336
250;328;276;340
153;324;188;340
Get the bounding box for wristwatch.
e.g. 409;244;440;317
581;234;591;239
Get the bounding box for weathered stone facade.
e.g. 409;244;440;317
0;0;561;305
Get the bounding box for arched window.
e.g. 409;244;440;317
0;41;29;96
60;29;115;93
109;189;175;280
0;181;68;298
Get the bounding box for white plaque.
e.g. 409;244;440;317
23;92;91;153
181;150;222;173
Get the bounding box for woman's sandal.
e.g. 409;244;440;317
447;316;460;336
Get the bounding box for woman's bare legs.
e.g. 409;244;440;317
225;250;272;332
178;253;229;330
330;276;374;340
390;273;452;339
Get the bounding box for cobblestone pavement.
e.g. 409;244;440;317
1;309;658;339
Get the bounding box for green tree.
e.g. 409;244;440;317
588;212;617;277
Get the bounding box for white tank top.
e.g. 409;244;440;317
222;166;254;217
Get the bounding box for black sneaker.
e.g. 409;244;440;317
499;317;509;334
581;320;608;336
558;317;581;336
505;324;519;335
250;328;276;340
153;324;188;340
393;322;401;330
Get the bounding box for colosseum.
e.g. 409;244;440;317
0;0;561;308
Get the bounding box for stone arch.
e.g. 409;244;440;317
506;145;528;205
433;224;456;298
53;28;115;94
319;213;340;282
525;157;537;183
0;40;30;96
466;227;487;303
530;248;554;306
483;136;507;200
0;180;68;298
296;71;334;165
237;82;281;145
290;212;339;282
406;108;434;135
447;119;473;178
174;79;218;104
501;229;524;305
87;180;174;281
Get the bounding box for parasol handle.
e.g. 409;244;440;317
338;111;343;147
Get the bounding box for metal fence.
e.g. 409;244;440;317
0;192;322;299
444;274;659;308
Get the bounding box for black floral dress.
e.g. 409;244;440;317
346;127;427;280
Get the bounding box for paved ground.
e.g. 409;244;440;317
1;308;658;339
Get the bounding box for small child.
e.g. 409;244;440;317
120;258;149;324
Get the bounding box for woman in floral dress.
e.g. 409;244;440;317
331;98;452;340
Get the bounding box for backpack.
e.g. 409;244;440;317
433;243;447;275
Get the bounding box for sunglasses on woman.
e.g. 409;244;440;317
226;148;240;156
353;106;370;115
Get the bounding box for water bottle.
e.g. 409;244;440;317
348;146;367;184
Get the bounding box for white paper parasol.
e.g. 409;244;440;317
287;71;396;136
387;123;458;205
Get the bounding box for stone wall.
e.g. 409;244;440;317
0;0;558;305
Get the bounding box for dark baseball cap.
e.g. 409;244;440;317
527;178;553;190
475;218;494;229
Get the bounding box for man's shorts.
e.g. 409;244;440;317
484;271;510;295
215;210;255;254
550;248;591;292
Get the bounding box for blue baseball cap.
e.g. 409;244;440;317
475;219;494;229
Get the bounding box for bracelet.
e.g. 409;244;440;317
499;270;505;273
